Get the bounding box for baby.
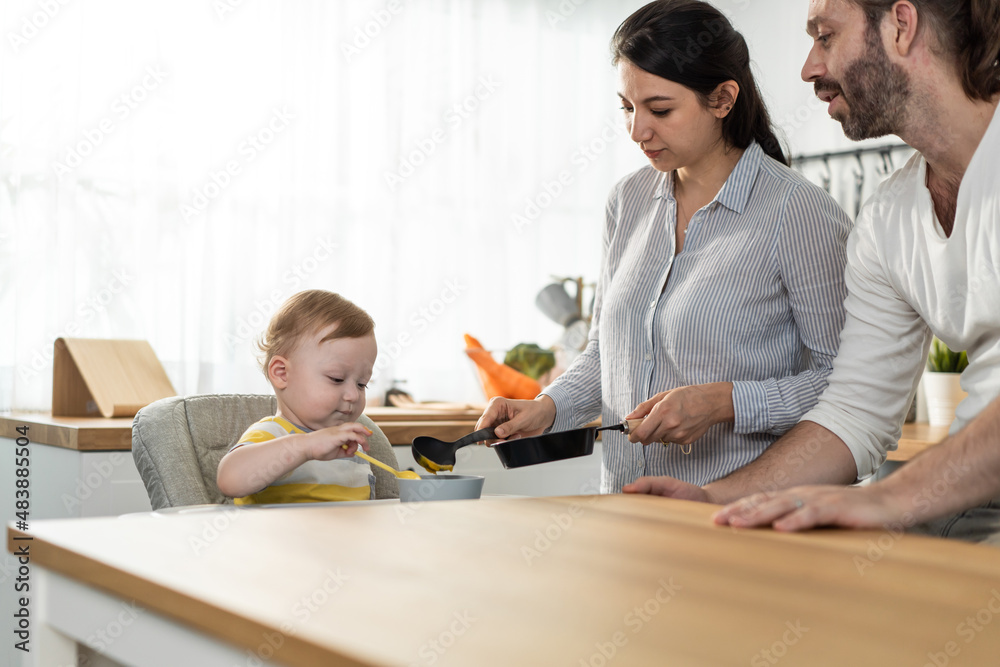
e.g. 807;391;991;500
217;290;378;504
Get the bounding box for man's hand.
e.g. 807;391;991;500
622;476;714;503
712;484;908;532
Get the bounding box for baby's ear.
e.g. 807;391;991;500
268;356;290;388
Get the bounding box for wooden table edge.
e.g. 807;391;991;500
6;526;381;667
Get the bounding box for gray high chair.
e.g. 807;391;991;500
131;394;399;510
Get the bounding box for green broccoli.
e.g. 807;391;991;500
504;343;556;380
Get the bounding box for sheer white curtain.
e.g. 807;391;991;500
0;0;649;411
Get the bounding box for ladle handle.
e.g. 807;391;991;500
457;427;496;447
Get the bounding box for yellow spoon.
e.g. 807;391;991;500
354;450;422;480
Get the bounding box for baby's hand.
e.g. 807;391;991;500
304;423;372;461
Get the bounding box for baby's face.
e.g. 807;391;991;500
277;327;377;431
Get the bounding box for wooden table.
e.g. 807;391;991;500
10;495;1000;666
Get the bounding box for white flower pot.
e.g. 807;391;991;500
923;372;967;427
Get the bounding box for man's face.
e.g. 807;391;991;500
802;0;911;140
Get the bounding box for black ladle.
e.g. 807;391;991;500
412;427;496;474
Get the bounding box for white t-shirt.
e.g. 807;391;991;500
802;107;1000;479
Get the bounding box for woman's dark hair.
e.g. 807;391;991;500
850;0;1000;102
611;0;788;166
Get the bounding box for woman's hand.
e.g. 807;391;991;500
626;382;735;446
475;395;557;441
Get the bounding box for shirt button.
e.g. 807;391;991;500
644;353;652;361
649;300;656;309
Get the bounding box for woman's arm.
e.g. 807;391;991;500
537;183;623;432
730;183;852;436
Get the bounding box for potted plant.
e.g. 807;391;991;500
923;337;969;426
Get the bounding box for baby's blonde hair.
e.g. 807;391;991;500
257;290;375;379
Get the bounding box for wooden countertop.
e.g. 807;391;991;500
0;410;950;457
0;408;484;451
890;421;950;461
11;495;1000;666
0;412;135;451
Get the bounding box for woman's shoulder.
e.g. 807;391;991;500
608;164;665;201
755;153;831;199
754;153;851;222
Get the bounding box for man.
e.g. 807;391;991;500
624;0;1000;544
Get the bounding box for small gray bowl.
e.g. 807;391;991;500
397;474;485;503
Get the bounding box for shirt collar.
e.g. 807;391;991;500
652;141;765;214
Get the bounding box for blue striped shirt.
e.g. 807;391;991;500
542;142;852;492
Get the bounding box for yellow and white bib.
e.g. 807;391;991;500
230;416;374;505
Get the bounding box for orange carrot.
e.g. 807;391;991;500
464;334;541;400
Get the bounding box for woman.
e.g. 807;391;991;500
477;0;852;492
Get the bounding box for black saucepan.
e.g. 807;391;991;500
491;418;643;469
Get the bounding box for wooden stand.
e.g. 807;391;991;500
52;338;176;418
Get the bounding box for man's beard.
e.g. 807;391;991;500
816;25;911;140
